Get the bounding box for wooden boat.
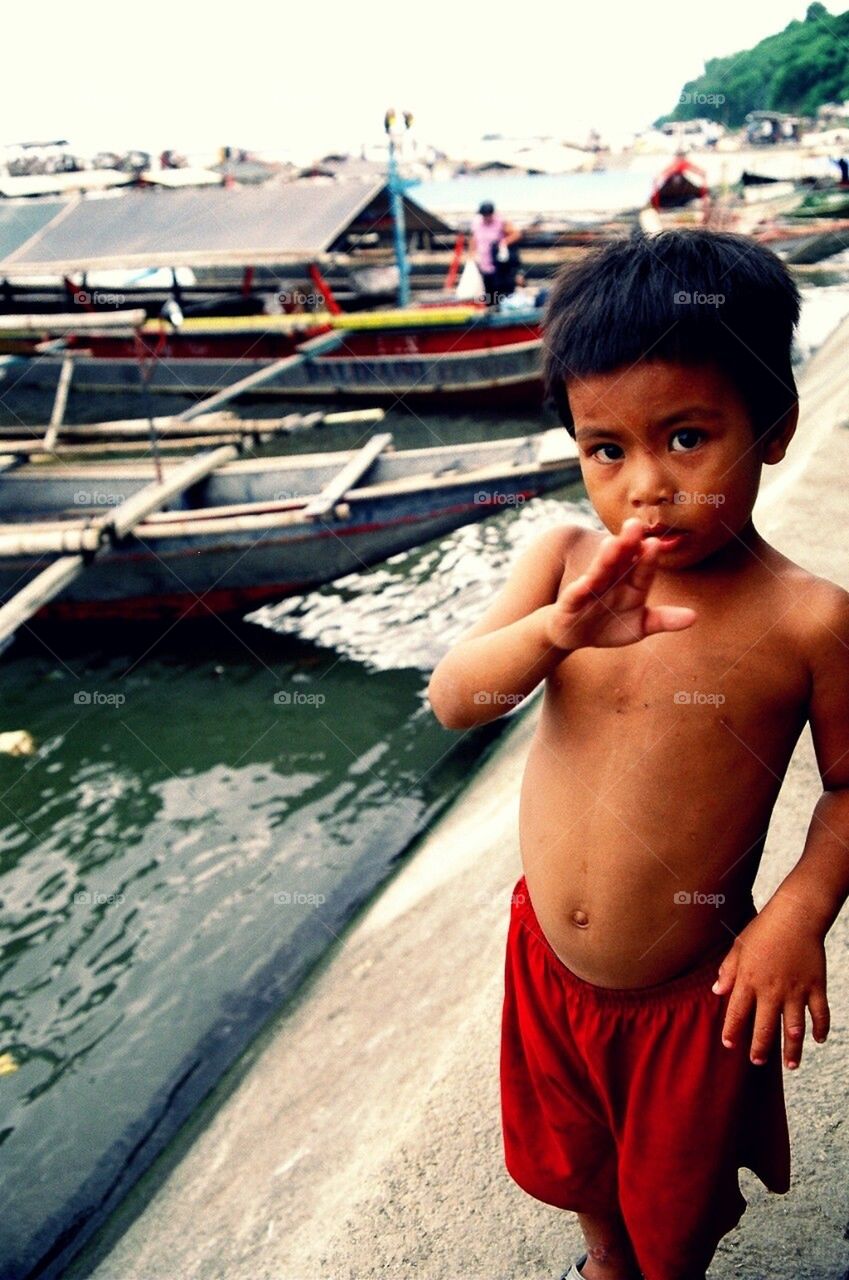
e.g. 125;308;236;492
0;304;546;409
0;428;579;623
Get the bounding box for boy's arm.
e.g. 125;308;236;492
426;524;577;730
714;583;849;1069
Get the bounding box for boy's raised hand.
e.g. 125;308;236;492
545;517;696;651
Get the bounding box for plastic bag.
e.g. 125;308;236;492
456;258;485;300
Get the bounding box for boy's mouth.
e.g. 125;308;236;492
641;524;687;550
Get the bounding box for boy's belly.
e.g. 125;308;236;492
519;703;800;988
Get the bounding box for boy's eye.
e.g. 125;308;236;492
669;428;704;452
589;443;624;464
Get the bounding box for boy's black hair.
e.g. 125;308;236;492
542;229;801;441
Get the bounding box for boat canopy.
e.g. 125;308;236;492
0;180;452;275
0;199;67;262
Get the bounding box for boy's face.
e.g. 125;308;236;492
566;359;797;570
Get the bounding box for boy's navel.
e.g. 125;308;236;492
571;909;590;928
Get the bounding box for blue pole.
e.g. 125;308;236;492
386;127;410;308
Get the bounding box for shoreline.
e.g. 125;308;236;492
66;314;849;1280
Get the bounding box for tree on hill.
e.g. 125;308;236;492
656;3;849;128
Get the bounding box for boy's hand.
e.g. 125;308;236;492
544;517;696;651
712;907;830;1069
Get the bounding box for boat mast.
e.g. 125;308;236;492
384;108;414;308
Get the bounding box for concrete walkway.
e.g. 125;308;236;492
69;318;849;1280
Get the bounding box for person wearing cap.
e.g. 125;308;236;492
470;201;521;306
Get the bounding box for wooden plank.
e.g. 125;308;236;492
0;407;383;442
0;311;147;333
44;354;75;449
0;555;87;650
302;433;393;519
176;330;345;422
105;444;239;539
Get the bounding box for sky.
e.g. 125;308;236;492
0;1;842;161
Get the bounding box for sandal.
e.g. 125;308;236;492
559;1255;588;1280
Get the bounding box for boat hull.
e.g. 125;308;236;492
0;436;580;623
0;310;546;408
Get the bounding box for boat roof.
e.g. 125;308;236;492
0;199;67;261
0;179;453;275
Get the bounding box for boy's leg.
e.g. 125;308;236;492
577;1207;642;1280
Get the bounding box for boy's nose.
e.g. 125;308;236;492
628;457;675;508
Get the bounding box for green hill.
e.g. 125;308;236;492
657;3;849;128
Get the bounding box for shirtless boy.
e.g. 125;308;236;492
427;230;849;1280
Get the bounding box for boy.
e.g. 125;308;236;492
427;230;849;1280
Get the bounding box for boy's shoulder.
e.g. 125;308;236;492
528;520;602;575
762;542;849;658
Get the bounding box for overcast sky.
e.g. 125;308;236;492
1;1;840;158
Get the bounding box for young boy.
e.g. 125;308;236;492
427;230;849;1280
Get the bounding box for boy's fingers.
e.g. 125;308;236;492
782;1002;807;1069
643;605;697;636
808;988;830;1043
721;984;752;1048
627;537;660;591
749;998;781;1065
712;949;738;995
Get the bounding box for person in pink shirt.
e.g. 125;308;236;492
470;201;521;306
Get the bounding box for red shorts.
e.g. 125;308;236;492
500;876;790;1280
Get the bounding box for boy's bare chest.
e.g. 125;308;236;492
550;604;808;728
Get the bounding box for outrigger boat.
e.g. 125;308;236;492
0;426;579;626
0;303;546;409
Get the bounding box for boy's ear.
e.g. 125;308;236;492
762;402;799;465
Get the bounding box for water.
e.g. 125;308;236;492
0;281;845;1280
410;169;654;218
